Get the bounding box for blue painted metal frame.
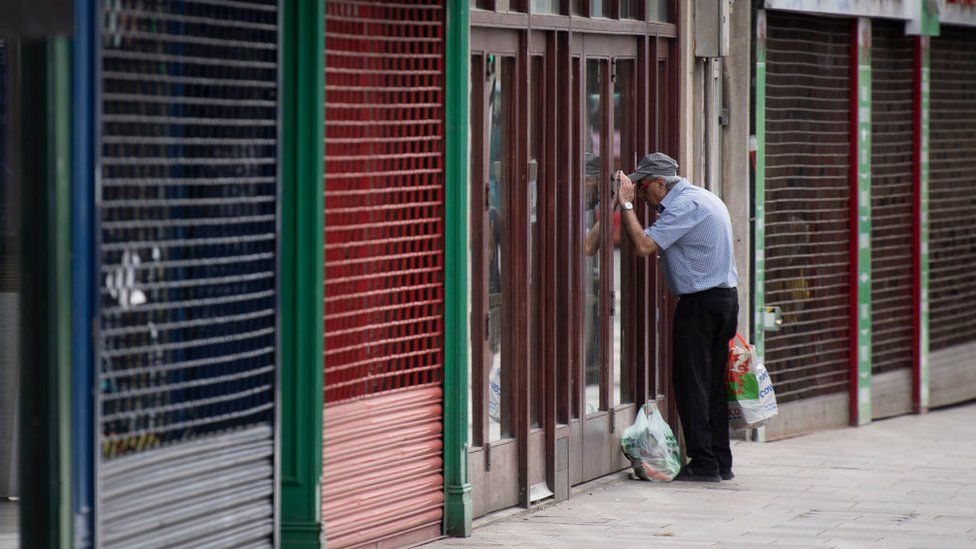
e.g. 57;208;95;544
71;0;96;544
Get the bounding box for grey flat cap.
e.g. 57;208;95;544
627;152;678;182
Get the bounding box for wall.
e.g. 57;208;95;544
724;0;752;336
681;0;752;336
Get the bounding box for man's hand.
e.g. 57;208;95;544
616;171;635;206
615;170;661;257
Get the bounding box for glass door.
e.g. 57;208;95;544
580;56;612;482
468;28;559;515
468;26;676;515
611;56;640;471
573;34;640;483
469;46;521;518
526;48;551;505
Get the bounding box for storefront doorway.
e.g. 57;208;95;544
468;5;678;517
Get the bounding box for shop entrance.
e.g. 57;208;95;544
469;24;677;518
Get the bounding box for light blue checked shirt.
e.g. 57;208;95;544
645;179;739;295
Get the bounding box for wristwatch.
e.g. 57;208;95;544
621;201;634;211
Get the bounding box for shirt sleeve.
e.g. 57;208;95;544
645;201;699;251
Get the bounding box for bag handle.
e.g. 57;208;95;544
729;331;750;349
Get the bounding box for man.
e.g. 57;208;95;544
615;152;739;483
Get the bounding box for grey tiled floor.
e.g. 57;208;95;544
431;403;976;548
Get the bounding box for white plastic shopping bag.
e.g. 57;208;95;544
727;333;778;431
620;402;681;482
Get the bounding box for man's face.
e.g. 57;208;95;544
638;177;668;207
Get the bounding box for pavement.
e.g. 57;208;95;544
429;402;976;548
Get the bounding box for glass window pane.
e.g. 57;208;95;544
591;0;611;17
529;56;544;428
657;60;669;148
571;57;581;418
572;0;582;15
612;63;621;409
613;251;622;404
649;0;669;22
531;0;561;14
613;59;636;406
583;59;603;415
487;55;515;442
620;0;639;19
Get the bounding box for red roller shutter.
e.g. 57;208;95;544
870;21;914;376
322;0;446;547
764;12;852;403
929;27;976;352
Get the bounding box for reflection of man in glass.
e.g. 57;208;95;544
583;152;603;256
583;153;622;256
616;153;739;483
582;153;602;391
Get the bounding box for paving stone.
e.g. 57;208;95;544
896;519;976;535
739;532;832;546
766;524;829;537
878;533;976;549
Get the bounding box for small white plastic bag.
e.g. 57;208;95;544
620;402;681;482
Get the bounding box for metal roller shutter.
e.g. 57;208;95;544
869;22;914;376
764;12;852;403
323;0;445;546
0;38;18;499
322;388;444;548
96;0;278;546
930;27;976;352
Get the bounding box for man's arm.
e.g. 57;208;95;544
620;209;659;257
583;219;601;256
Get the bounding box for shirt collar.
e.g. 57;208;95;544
657;178;690;213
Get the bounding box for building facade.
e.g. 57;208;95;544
754;0;976;439
3;0;976;547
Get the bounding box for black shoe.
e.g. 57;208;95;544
720;470;734;481
673;465;721;483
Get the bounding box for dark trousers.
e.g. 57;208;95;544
672;287;739;474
